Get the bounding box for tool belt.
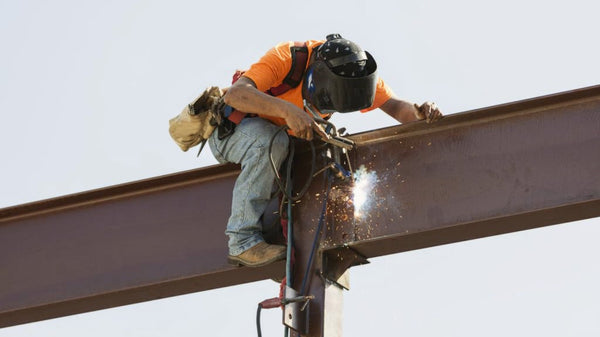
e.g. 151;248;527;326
168;86;222;154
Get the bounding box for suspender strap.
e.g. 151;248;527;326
267;42;309;96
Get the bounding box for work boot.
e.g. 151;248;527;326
228;242;286;267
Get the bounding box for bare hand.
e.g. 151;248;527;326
285;106;317;140
415;102;443;123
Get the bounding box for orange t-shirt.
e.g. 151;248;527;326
241;40;394;126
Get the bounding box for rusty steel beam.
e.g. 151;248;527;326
1;85;599;332
0;164;285;328
338;84;600;256
291;85;600;336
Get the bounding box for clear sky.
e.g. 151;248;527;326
1;1;599;336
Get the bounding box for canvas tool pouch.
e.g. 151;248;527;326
168;86;222;153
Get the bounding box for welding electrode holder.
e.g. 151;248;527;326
315;119;355;181
304;101;355;181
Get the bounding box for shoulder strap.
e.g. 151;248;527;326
267;42;308;96
226;42;309;125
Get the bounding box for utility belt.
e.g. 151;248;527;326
215;99;258;140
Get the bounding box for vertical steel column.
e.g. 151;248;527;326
286;146;368;337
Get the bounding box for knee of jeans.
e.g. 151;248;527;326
208;132;228;164
270;132;289;163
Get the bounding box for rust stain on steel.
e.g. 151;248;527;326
0;163;285;328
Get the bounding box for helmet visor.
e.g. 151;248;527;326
303;51;378;113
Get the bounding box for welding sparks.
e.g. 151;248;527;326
352;165;378;218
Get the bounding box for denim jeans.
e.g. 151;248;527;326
208;117;289;256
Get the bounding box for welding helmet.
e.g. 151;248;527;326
302;34;378;114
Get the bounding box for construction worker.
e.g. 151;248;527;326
210;34;442;267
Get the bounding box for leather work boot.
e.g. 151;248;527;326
228;242;286;267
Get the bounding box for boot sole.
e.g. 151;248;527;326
227;252;286;268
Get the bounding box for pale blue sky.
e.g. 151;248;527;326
1;1;599;336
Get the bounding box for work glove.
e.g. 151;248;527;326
415;101;443;123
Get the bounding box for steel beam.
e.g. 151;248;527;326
1;85;599;332
330;85;600;256
0;165;285;328
290;85;600;336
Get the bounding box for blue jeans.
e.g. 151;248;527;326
208;117;289;256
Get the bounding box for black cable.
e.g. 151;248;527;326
256;304;263;337
261;124;330;336
300;172;333;295
293;141;316;201
269;127;292;201
268;126;317;202
269;126;288;182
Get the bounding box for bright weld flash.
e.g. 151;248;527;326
352;165;378;218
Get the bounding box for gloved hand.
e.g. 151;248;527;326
414;101;443;123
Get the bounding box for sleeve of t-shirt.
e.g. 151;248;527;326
241;43;292;93
360;77;394;112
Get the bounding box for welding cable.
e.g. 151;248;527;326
299;171;333;296
269;126;294;201
256;297;283;337
264;125;323;337
285;153;294;285
256;304;263;337
268;126;317;202
255;303;270;337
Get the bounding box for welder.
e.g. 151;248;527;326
209;34;442;267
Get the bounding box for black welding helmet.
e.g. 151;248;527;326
302;34;378;114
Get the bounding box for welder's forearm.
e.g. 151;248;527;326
380;97;420;124
223;83;293;120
